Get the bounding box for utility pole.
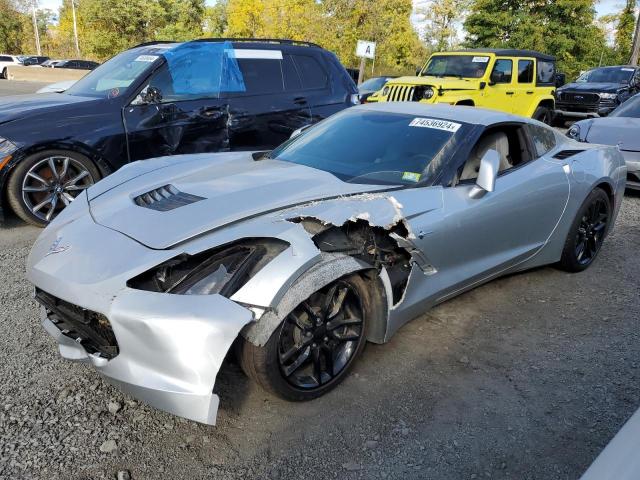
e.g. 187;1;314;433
31;1;41;56
71;0;80;56
631;2;640;65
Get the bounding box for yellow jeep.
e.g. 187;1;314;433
369;49;557;123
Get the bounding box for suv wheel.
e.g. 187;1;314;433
7;150;100;227
533;106;552;124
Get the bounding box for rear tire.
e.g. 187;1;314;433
558;188;611;272
7;150;100;227
533;106;552;124
238;273;383;402
1;68;7;79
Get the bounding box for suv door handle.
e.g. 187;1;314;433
506;91;515;95
526;91;534;94
294;97;308;105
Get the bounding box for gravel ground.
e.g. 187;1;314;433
0;195;638;480
0;81;638;479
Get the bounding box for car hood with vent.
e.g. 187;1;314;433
88;152;389;249
585;116;640;152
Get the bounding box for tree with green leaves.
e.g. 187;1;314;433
419;0;470;51
464;0;610;79
615;0;636;64
0;0;26;54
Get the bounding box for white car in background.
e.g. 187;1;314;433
0;54;22;79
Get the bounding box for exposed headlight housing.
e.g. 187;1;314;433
567;124;581;140
128;238;289;297
599;93;618;100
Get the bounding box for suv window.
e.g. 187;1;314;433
149;58;221;101
518;60;534;83
283;54;302;91
236;58;284;95
0;56;12;62
527;124;556;157
293;55;328;90
537;60;555;85
492;59;513;83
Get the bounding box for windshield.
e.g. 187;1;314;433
65;49;161;98
269;109;466;185
359;77;389;92
576;67;634;84
423;55;490;79
611;94;640;118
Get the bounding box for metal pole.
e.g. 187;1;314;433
71;0;80;56
32;2;41;56
357;57;366;85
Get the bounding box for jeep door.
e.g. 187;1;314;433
485;58;516;113
511;58;537;116
225;50;312;150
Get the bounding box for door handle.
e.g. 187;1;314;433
506;91;515;95
294;96;308;105
526;91;534;94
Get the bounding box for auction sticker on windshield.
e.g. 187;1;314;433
409;118;461;132
135;55;159;63
472;56;489;63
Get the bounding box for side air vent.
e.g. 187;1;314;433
134;184;205;211
553;150;584;160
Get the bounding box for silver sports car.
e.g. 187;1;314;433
27;104;626;425
567;93;640;190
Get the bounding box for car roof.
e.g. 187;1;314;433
355;102;525;126
447;49;555;62
132;38;325;53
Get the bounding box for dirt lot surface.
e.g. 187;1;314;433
0;80;48;96
0;81;638;480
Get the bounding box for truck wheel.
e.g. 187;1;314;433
7;150;100;227
533;106;552;124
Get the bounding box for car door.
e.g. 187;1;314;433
225;49;312;150
404;123;570;303
512;58;537;116
123;53;229;161
484;58;516;113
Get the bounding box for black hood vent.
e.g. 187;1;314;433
553;150;584;160
134;184;205;211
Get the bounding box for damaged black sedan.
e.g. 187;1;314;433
0;39;358;226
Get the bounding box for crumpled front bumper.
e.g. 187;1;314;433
39;287;252;425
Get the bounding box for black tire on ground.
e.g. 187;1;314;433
533;106;553;124
551;114;566;128
558;187;611;273
1;68;7;79
6;149;100;227
238;273;385;402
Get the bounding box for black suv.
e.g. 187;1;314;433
555;65;640;122
0;39;358;226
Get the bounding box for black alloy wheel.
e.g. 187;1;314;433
277;280;364;390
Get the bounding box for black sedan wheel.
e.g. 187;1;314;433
559;187;611;272
239;273;383;401
7;150;100;227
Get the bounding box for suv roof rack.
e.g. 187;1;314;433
192;38;322;48
129;40;178;49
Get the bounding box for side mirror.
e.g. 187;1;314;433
290;124;312;139
489;70;503;85
131;85;162;105
469;149;500;199
555;73;566;87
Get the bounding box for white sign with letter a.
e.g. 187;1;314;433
356;40;376;59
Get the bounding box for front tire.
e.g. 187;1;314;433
558;187;611;272
238;273;383;401
533;105;552;124
7;150;100;227
1;68;7;79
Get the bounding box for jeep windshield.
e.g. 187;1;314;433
269;108;468;185
576;67;634;84
422;55;490;79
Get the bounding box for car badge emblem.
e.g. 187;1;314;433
575;95;584;100
45;237;70;257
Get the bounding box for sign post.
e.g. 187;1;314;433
355;40;376;85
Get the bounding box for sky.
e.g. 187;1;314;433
36;0;625;23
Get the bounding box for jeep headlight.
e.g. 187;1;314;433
382;86;390;97
599;93;617;100
567;124;581;140
128;239;289;297
423;87;435;100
